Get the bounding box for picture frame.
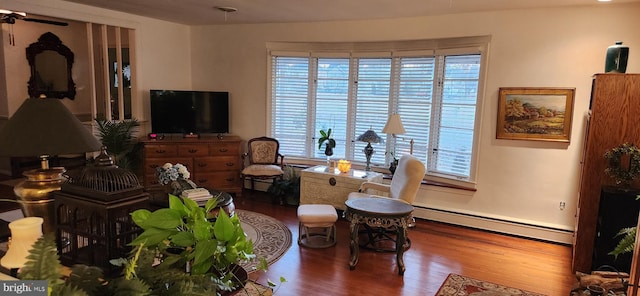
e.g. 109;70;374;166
496;87;575;142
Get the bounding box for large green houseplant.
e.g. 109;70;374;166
18;194;280;295
130;194;256;285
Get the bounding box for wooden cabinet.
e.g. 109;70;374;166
573;74;640;272
142;135;242;196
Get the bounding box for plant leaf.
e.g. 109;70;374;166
130;209;152;229
214;210;234;242
146;208;184;229
609;226;637;258
130;228;176;246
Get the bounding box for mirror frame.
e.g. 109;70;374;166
26;32;76;100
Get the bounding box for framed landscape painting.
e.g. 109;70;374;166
496;87;575;142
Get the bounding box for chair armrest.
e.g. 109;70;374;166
359;182;390;193
277;154;285;168
241;153;248;169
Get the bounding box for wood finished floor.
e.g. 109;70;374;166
237;191;576;296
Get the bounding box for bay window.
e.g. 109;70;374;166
268;37;488;186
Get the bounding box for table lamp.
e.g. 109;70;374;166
382;113;414;155
0;217;43;276
356;129;383;171
0;97;102;234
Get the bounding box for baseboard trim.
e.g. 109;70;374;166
413;206;574;245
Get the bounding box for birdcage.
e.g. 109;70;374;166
54;147;149;274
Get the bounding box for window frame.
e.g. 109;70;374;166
266;36;489;189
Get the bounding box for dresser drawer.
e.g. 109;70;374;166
178;144;209;157
193;156;240;173
195;171;240;189
209;143;240;156
144;144;178;157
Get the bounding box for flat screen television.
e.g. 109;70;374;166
150;90;229;135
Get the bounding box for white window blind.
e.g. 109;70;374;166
271;56;310;157
268;39;485;184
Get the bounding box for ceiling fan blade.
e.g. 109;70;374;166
23;17;68;26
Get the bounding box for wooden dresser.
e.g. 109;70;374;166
141;135;243;196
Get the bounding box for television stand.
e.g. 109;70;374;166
183;132;199;138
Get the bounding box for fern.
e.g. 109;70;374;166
609;226;637;258
66;265;105;295
19;233;64;286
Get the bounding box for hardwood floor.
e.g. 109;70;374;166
237;191;576;296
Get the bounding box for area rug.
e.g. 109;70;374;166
236;209;292;273
436;273;545;296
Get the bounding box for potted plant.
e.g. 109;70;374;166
94;117;141;171
17;196;284;295
386;151;399;175
267;165;300;206
129;195;256;286
318;128;336;158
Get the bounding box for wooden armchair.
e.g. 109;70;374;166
241;137;285;192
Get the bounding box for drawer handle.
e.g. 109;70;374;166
150;164;159;169
219;148;228;152
188;149;198;153
225;162;235;167
155;149;166;153
329;177;336;186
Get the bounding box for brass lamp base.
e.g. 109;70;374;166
13;167;65;234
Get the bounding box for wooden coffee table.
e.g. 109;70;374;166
344;197;414;275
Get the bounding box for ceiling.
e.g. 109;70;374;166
60;0;639;26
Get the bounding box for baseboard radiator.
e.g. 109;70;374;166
413;206;574;245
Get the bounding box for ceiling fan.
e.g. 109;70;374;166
0;9;68;26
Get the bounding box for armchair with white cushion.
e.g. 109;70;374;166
348;154;426;206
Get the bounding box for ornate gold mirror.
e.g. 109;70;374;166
26;32;76;100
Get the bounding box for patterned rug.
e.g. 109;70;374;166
436;274;545;296
236;209;292;273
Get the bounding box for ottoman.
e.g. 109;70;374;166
297;204;338;248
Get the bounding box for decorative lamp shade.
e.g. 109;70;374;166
0;217;43;269
0;97;102;157
382;114;406;135
357;129;383;144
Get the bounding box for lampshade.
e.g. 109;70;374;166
382;114;405;135
0;217;43;270
0;97;102;157
356;129;383;144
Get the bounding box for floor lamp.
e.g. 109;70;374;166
0;97;102;234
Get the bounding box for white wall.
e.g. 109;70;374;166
188;3;640;242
